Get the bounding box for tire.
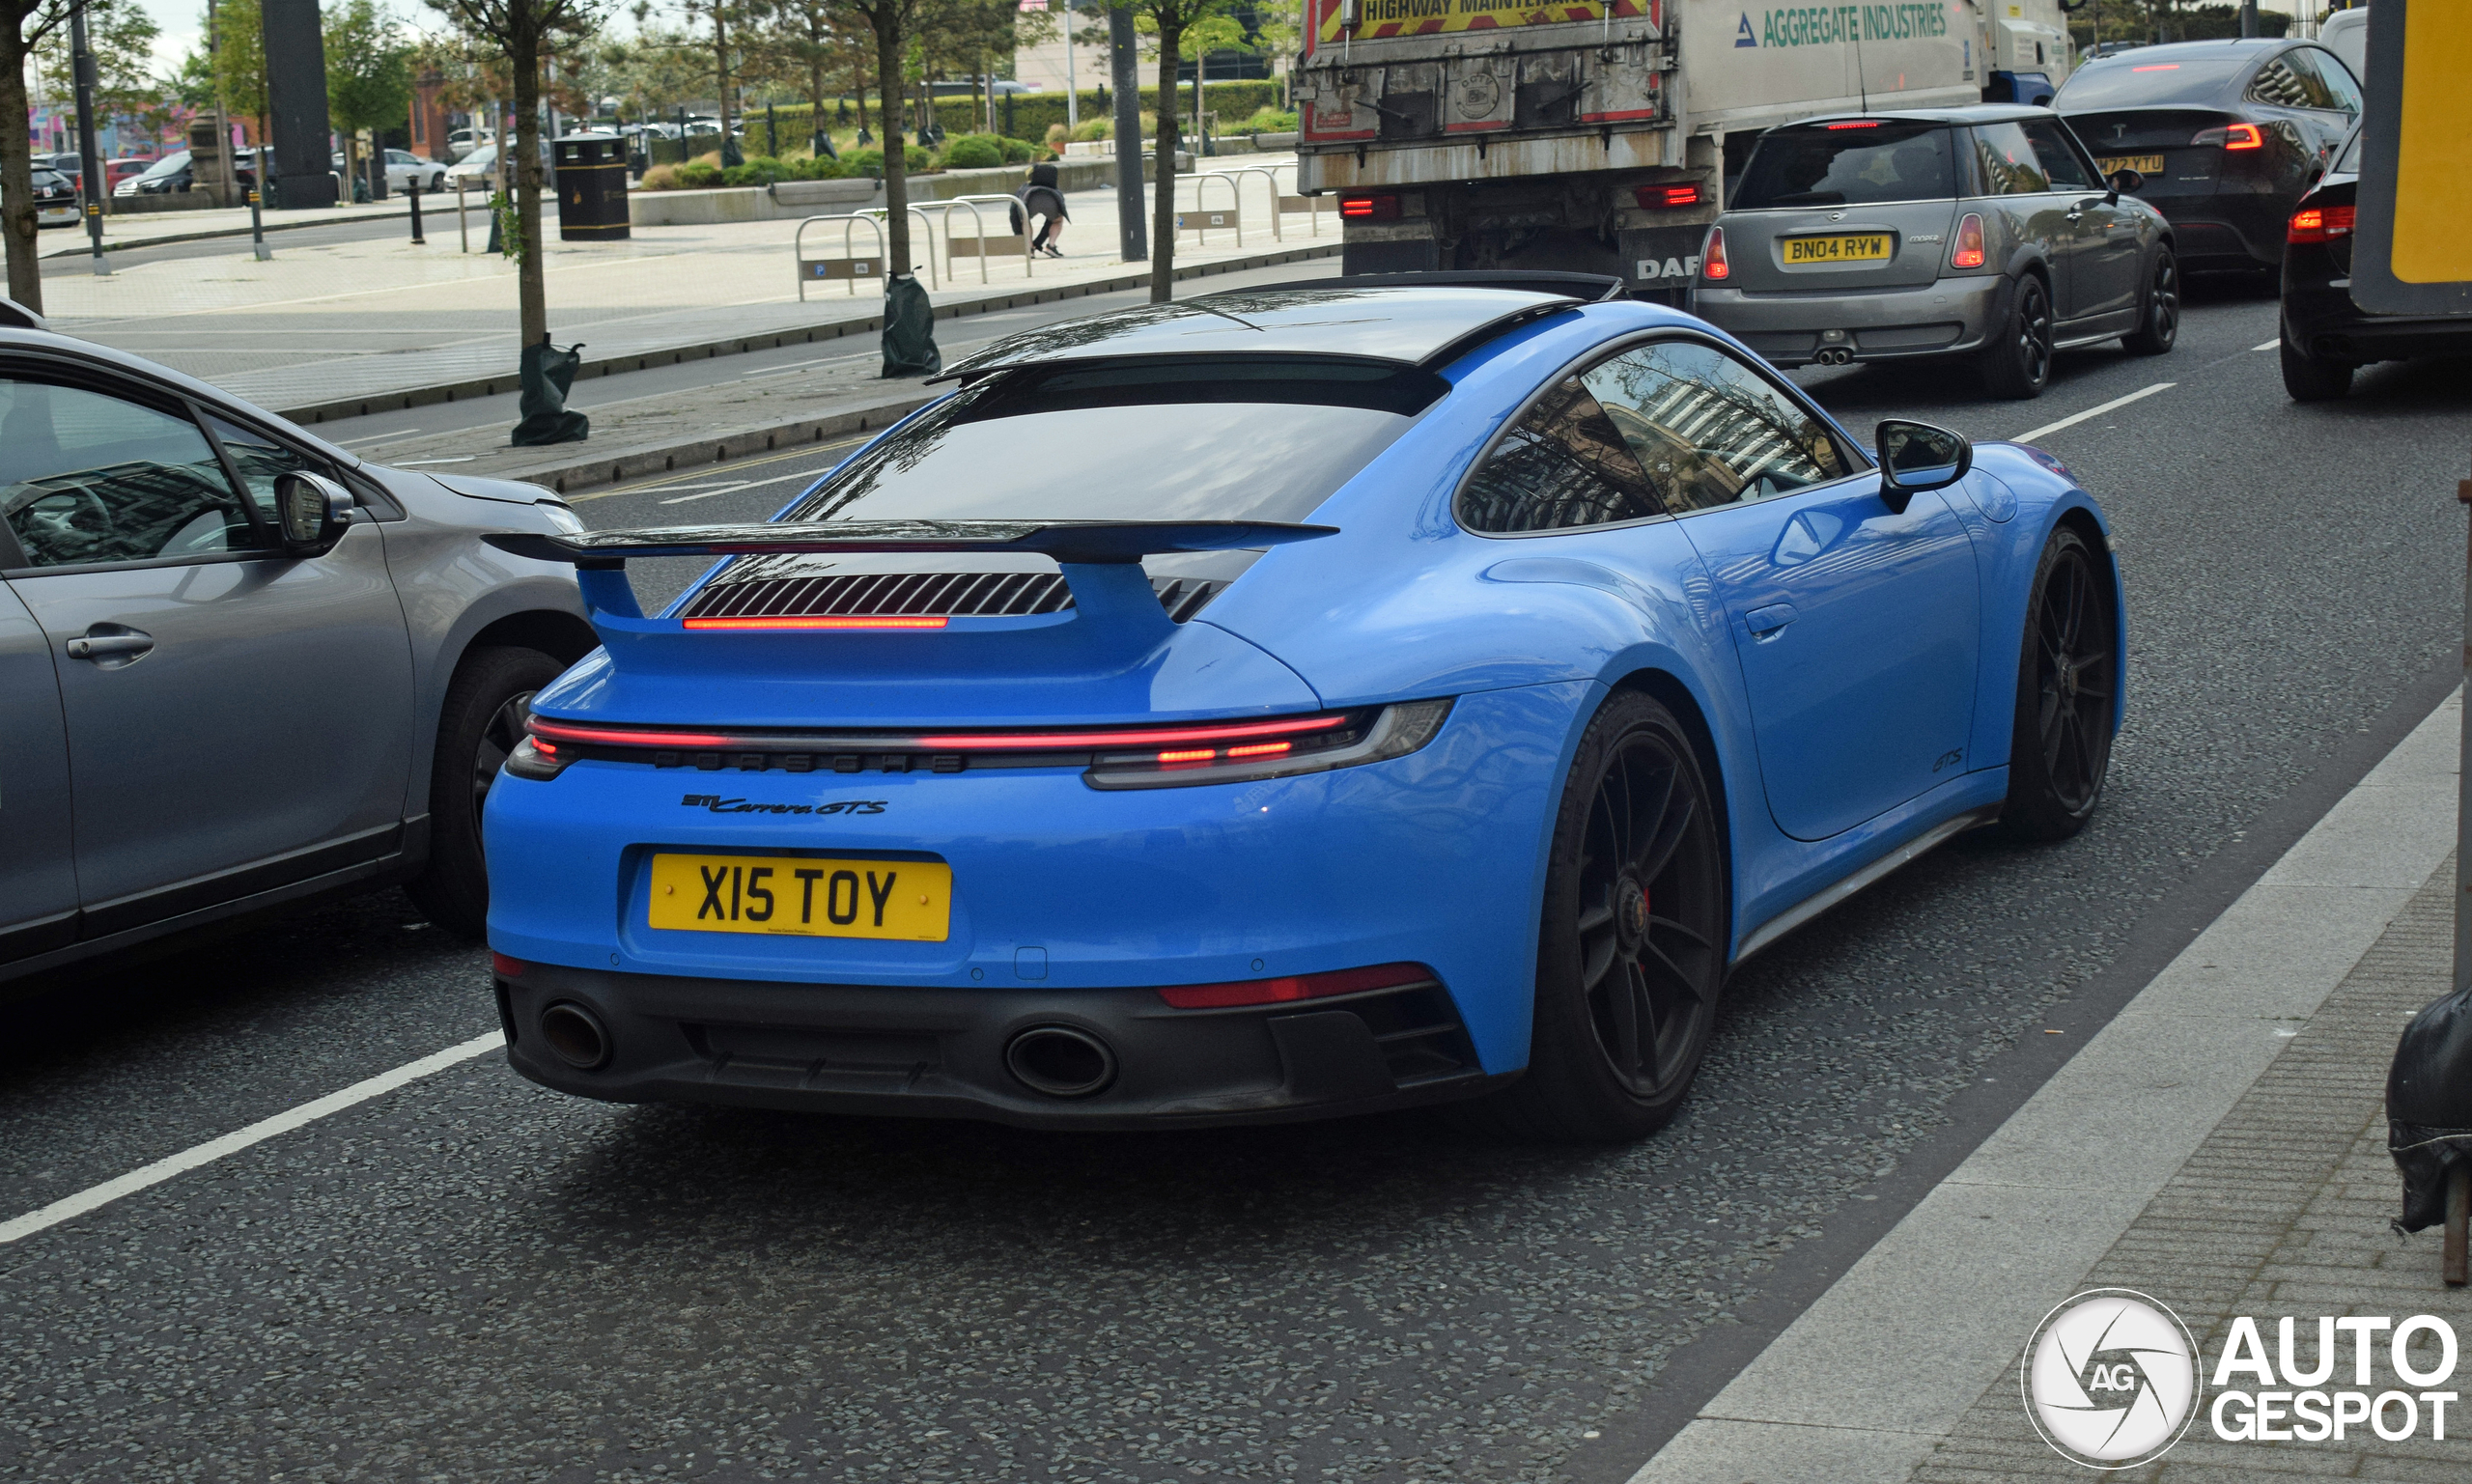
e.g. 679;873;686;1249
2121;249;2179;356
430;173;445;191
1469;690;1728;1142
2000;526;2118;842
405;646;566;939
1979;273;2055;400
2280;333;2353;402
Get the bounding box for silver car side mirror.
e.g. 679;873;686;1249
1876;420;1972;514
275;470;355;552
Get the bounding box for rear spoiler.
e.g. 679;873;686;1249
483;518;1337;623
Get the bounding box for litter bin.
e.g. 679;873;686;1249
553;133;629;240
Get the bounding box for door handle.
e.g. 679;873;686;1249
1745;602;1797;638
67;629;154;662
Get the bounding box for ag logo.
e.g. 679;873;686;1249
2022;1290;2201;1469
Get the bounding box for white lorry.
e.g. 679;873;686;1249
1291;0;2073;295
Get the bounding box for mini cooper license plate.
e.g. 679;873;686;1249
2096;154;2166;176
647;854;951;940
1783;233;1893;265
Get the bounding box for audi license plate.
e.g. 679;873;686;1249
2096;154;2167;176
1783;233;1892;265
647;853;951;939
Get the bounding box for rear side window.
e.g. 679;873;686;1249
2056;53;2251;108
781;358;1445;527
1731;124;1955;210
1581;341;1850;512
1971;123;2056;195
2018;121;2098;191
2247;53;2331;110
2285;46;2360;112
1457;378;1660;534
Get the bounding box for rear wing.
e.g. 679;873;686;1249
483;518;1337;624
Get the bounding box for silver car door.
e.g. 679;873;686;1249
0;370;415;937
0;572;77;965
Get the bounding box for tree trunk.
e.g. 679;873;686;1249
1149;30;1180;303
0;31;41;313
856;50;870;132
512;32;548;348
715;8;733;156
874;14;909;274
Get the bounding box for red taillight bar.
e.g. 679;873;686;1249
2289;203;2355;243
913;714;1349;750
522;712;1355;754
1823;120;1884;128
683;615;949;630
528;718;737;748
1158;962;1435;1010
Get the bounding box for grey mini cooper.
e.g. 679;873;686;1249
0;316;592;984
1693;104;2179;398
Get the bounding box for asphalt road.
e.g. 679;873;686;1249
6;276;2469;1484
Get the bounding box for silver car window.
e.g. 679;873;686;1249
1582;341;1850;513
0;381;257;570
1972;122;2055;196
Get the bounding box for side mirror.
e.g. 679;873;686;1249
2108;168;2144;198
1875;420;1972;513
274;470;355;552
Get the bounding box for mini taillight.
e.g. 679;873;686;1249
1952;213;1986;269
1157;962;1434;1010
1700;224;1729;281
1339;193;1399;221
1637;183;1702;210
491;953;526;978
2193;123;2265;150
1822;120;1884;129
2288;203;2355;243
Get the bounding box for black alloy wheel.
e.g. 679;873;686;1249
1472;690;1727;1142
2001;526;2117;841
406;645;568;938
1982;274;2055;400
2123;250;2179;356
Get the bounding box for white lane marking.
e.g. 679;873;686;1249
739;351;863;378
397;455;478;465
2009;381;2176;444
659;482;754;505
2255;338;2281;351
335;427;422;446
0;1030;505;1246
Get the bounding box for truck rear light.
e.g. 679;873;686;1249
1637;183;1703;210
2288;203;2355;242
1700;225;1728;280
1339;193;1399;221
2192;123;2264;151
1157;961;1435;1010
1952;213;1986;269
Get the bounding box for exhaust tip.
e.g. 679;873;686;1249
1813;346;1855;366
1004;1025;1117;1099
540;1000;612;1071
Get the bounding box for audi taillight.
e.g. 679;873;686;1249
1952;213;1986;269
1157;962;1436;1010
2288;203;2355;243
1339;193;1399;221
1700;224;1729;281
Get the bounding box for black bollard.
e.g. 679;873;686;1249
408;182;424;243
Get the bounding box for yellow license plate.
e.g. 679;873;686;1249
2096;154;2166;176
647;854;951;940
1783;233;1893;265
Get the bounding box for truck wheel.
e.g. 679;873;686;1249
2280;334;2353;402
405;646;565;939
1979;274;2054;400
2121;250;2179;356
1467;690;1727;1143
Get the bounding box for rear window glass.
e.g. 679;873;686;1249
780;359;1445;527
2057;52;2252;108
1732;124;1955;210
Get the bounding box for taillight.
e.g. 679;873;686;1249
1157;962;1435;1010
681;615;948;630
2288;203;2355;243
1084;698;1451;790
2193;123;2265;151
1952;213;1986;269
1636;182;1703;210
491;952;526;978
1700;224;1729;281
1338;193;1399;221
1822;120;1884;129
503;735;571;781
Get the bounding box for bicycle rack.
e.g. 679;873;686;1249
849;205;941;290
1174;172;1244;246
1203;167;1288;242
1264;162;1331;238
794;213;889;299
928;195;1033;283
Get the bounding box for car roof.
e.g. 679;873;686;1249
1784;103;2060;128
934;286;1582;382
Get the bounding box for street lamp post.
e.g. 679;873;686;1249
69;0;109;276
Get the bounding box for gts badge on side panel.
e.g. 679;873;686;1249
1931;749;1964;774
682;795;889;816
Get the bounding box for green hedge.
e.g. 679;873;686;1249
716;81;1285;152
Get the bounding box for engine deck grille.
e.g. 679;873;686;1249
681;572;1226;624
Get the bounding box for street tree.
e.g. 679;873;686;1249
211;0;272;164
35;0;161;138
676;0;767;164
325;0;417;192
1118;0;1235;302
0;0;139;308
826;0;924;278
426;0;613;349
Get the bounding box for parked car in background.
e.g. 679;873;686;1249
384;149;447;192
116;151;191;194
1694;105;2178;399
446;128;493;162
0;322;594;984
16;169;79;226
445;144;499;184
2279;126;2472;401
102;156;154;191
2055;37;2360;273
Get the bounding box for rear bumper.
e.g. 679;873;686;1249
1693;276;2004;367
2142;193;2284;269
497;960;1506;1130
2283;294;2472;366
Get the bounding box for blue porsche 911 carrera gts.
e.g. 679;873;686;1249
480;273;2121;1142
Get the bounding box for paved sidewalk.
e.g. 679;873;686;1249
1630;690;2467;1483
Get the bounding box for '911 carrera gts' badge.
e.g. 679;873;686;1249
681;794;887;815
